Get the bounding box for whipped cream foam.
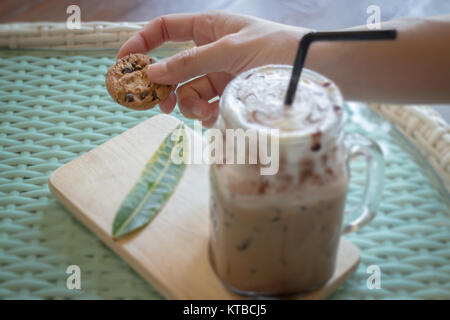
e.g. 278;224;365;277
220;65;344;142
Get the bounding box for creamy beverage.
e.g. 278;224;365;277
209;65;349;295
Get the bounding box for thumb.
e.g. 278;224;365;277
146;41;232;85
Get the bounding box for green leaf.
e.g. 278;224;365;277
112;123;188;238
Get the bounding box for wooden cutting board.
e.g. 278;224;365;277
48;113;360;300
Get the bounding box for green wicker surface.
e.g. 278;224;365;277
0;49;449;299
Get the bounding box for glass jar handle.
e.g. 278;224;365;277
342;133;385;234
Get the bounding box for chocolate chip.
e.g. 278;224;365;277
258;180;269;194
140;92;148;100
124;93;134;102
311;143;321;152
122;67;133;74
270;209;281;222
310;131;322;152
151;91;159;101
236;237;252;251
130;61;142;71
226;210;234;219
323;82;331;87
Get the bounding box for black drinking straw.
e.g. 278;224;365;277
284;30;397;106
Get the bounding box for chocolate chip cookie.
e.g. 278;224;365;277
105;53;174;110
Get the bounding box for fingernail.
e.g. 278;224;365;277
146;61;167;80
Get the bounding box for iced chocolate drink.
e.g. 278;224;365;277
209;65;384;296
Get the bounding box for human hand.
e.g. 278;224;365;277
118;11;309;126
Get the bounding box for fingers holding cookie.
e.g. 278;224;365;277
105;53;175;111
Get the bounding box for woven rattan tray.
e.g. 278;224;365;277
0;22;449;299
